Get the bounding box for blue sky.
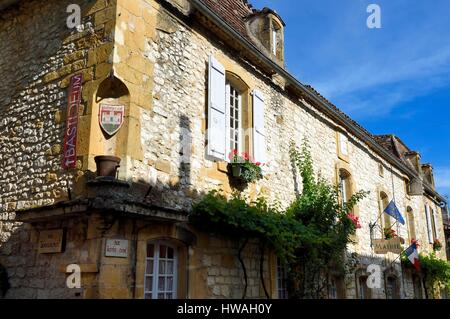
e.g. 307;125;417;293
251;0;450;199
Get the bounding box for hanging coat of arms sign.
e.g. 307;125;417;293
99;103;124;136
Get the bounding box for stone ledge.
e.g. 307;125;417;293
15;197;188;224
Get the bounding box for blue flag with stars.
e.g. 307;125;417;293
383;200;405;225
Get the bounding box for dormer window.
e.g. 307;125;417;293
272;28;277;55
246;8;286;66
271;20;282;57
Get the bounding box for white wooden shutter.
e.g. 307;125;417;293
425;205;433;243
207;55;226;161
252;90;266;164
431;208;438;239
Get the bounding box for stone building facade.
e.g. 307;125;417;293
0;0;448;299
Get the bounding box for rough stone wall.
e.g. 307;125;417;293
0;0;115;241
0;218;91;299
0;0;117;298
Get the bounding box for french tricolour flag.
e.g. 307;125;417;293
404;242;421;271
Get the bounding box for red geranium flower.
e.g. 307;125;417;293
347;213;361;229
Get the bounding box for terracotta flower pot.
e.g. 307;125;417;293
94;155;121;178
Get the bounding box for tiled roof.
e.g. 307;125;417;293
199;0;254;41
303;85;377;140
373;135;398;157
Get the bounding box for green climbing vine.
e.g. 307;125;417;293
287;141;369;298
402;252;450;298
189;140;369;299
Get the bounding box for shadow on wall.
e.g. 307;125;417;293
0;262;9;298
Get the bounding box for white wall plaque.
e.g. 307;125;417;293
105;239;129;258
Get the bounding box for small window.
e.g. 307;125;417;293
358;276;371;299
425;205;433;243
276;258;288;299
407;207;416;242
404;179;411;195
380;192;391;230
271;29;277;55
329;276;345;299
431;208;438;240
270;20;282;58
144;242;177;299
386;276;400;299
339;169;352;207
226;83;242;156
412;274;423;299
378;163;384;177
339;133;349;156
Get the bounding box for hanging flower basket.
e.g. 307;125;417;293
433;239;442;251
227;150;263;184
230;163;243;178
384;227;398;240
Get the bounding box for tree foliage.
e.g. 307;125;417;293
287;141;369;298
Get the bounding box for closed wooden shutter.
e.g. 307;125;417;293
252;89;266;164
207;55;227;161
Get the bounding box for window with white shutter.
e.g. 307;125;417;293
425;205;433;243
226;83;242;155
207;55;227;161
252;90;266;164
431;208;438;240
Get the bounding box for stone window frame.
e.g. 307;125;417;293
270;18;283;60
328;273;346;299
430;207;438;242
276;257;288;299
245;11;285;65
224;71;252;161
336;130;350;163
226;81;243;156
384;268;401;299
406;206;416;242
377;186;392;236
355;268;372;299
334;161;359;216
378;163;384;177
144;240;178;299
135;225;189;299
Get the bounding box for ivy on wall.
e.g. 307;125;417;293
190;141;369;299
402;252;450;298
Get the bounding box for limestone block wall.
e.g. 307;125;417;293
0;217;95;299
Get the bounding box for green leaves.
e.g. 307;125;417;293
419;252;450;291
190;190;308;262
288;141;368;297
